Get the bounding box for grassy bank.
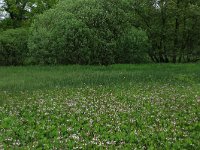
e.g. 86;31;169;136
0;64;200;91
0;64;200;149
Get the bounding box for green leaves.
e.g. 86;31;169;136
117;27;150;63
2;117;15;128
0;65;199;148
28;0;149;65
0;27;29;65
0;0;58;28
132;0;200;63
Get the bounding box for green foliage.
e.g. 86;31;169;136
28;10;94;64
28;0;149;65
0;0;59;28
1;0;200;65
0;65;200;149
0;28;29;65
131;0;200;63
117;27;150;63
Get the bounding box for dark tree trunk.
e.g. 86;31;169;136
173;0;180;63
160;1;169;63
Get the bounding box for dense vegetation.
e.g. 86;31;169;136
0;0;200;65
132;0;200;63
1;1;199;149
0;64;200;149
28;0;149;65
0;28;28;65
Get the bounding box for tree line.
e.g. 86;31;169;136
0;0;200;66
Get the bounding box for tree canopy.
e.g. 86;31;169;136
0;0;58;28
131;0;200;62
0;0;200;65
28;0;149;65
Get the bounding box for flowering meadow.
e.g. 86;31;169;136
0;64;200;149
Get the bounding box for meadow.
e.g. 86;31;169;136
0;64;200;149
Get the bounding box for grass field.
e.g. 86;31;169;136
0;64;200;149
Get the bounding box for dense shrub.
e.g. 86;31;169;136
28;10;95;65
0;28;29;66
117;27;150;63
28;0;149;65
60;0;134;65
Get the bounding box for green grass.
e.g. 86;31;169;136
0;64;200;149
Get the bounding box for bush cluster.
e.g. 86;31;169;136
0;0;149;66
28;0;149;65
0;28;29;65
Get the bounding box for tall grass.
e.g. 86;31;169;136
0;64;199;91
